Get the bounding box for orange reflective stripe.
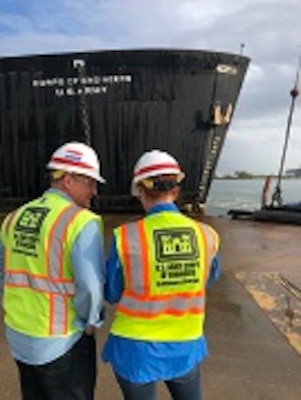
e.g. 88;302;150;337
49;293;68;335
47;207;65;278
118;306;204;318
46;204;81;335
57;207;81;279
49;293;54;335
122;289;203;301
62;296;68;335
118;295;205;318
5;271;75;294
118;306;204;319
121;224;132;291
118;219;206;318
5;203;81;336
137;220;149;296
7;268;73;336
5;269;74;283
47;204;82;280
122;222;147;296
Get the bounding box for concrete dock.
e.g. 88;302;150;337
1;215;300;400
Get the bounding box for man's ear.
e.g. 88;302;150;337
61;173;73;189
172;186;180;200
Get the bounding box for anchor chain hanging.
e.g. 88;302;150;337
73;59;91;146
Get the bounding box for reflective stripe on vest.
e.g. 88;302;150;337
120;221;149;296
46;204;81;280
5;204;82;335
117;220;205;318
5;273;75;295
118;294;205;318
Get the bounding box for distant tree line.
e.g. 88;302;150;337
215;170;301;179
234;170;253;179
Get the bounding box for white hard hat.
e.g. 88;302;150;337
47;141;106;183
131;149;185;196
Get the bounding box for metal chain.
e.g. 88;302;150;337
73;59;91;145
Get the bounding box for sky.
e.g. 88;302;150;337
1;0;301;175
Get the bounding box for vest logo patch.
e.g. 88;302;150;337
154;228;199;262
15;207;50;233
13;207;50;256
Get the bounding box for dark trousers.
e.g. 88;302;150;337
115;363;202;400
15;334;96;400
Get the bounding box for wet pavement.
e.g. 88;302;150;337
1;215;300;399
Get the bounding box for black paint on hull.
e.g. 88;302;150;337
0;49;249;210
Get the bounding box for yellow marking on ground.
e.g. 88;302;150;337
235;271;301;355
247;287;277;311
286;331;301;354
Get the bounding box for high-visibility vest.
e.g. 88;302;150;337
111;211;219;341
1;191;103;337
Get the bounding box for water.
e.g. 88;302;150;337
206;178;301;216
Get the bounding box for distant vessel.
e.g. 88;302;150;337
0;49;249;211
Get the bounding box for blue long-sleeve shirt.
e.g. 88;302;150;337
0;189;105;365
102;203;221;383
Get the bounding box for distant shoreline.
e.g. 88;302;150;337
214;176;301;180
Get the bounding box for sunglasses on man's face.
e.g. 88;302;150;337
71;174;97;189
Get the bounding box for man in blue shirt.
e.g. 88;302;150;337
0;142;106;400
103;150;221;400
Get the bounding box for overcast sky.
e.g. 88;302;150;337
1;0;301;174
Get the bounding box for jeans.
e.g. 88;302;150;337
15;333;96;400
115;363;202;400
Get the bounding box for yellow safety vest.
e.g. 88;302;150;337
1;191;103;337
111;211;219;341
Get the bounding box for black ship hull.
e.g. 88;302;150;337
0;49;249;211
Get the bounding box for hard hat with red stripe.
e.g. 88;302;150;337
47;142;106;183
131;149;185;196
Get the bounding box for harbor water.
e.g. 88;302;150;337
206;178;301;216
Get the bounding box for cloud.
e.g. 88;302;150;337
0;32;107;56
0;0;301;173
